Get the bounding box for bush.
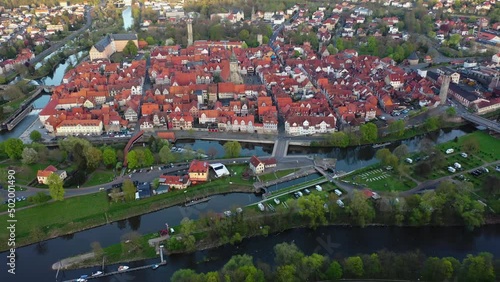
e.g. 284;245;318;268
28;192;51;204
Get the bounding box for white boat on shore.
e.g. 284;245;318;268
372;142;390;148
92;271;103;276
118;265;129;271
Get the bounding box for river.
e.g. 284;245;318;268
122;6;133;31
1;126;498;281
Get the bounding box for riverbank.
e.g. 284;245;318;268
0;184;254;252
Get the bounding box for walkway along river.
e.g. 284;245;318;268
0;126;494;282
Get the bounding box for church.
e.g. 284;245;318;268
89;33;138;61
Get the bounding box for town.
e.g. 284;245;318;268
0;0;500;281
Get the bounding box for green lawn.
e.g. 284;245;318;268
0;162;57;186
350;167;416;192
81;170;116;188
258;168;299;182
436;131;500;162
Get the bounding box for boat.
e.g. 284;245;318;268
152;264;160;270
258;203;265;211
91;271;103;276
76;275;88;282
118;265;129;271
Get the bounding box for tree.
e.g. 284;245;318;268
28;192;50;204
461;137;479;154
446;107;457;116
393;144;409;161
179;217;196;252
376;148;391;162
276;265;296;282
47;173;64;201
102;147;117;168
327;131;350;147
159;145;174;163
388;120;405;137
326;260;343;280
274;242;304;266
143;148;155;166
422;257;454;282
297;194;327;228
122;179;136;201
171;269;200;282
84;146;102;171
483;175;500;196
344;256;364;277
459;253;495;282
145;36;155;45
209;24;224;40
239;29;250;41
347;190;375;227
30;130;42;142
4;138;24;159
127;150;138;169
360;123;378;143
123;40;138;56
363;253;381;277
223;141;242;158
327;43;338;55
91;241;104;260
425;116;440;131
21;147;38;164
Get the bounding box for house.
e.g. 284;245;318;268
284;116;336;136
159;175;191;189
249;155;277;175
156;184;170;195
90;33;138;61
188;160;209;183
136;182;152;199
55;120;103;136
249;155;265;174
37;165;67;184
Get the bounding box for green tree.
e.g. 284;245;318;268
28;191;50;204
159;145;174;163
123;40;138;56
145;36;155;45
239;29;250;41
127;150;138;169
143;148;155;166
327;131;350;147
388;120;405;137
4;138;24;159
21;147;38;164
422;257;454;282
393;144;409;161
461;136;480;154
274;242;304;266
209;24;224;40
360;123;378;143
327;43;338;55
47;173;65;201
30;130;42;142
363;253;381;277
297;194;327;228
223;141;242;158
425;116;441;131
122;179;136;201
180;217;196;252
171;269;200;282
326;260;343;280
459;253;495;282
102;147;117;167
276;265;296;282
298;254;325;281
84;146;102;171
344;256;364;278
446;106;456;116
336;38;345;51
347;190;375;227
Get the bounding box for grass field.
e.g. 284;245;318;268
348;165;416;192
82;170;116;188
0;162;58;186
258;168;299;182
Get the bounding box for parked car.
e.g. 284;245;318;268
303;189;311;195
448;167;456;173
446;148;454;154
274;198;281;205
336;199;345;208
315;185;322;191
405;158;413;164
334;189;343;196
461;153;468;158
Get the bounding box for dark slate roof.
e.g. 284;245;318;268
94;35;111;52
427;71;439;81
110;33;138;41
449;84;479;102
408;52;418;60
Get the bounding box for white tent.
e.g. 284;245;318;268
210;163;230;178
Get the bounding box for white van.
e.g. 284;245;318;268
446;148;454;154
454;162;461;169
334;189;342;196
315;185;323;191
448;167;456;173
336;199;345;208
405;158;413;164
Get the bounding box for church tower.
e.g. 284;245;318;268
229;49;243;84
187;18;193;46
439;74;451;103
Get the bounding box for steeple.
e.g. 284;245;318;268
230;48;237;62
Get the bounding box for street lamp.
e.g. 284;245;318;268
184;190;187;203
